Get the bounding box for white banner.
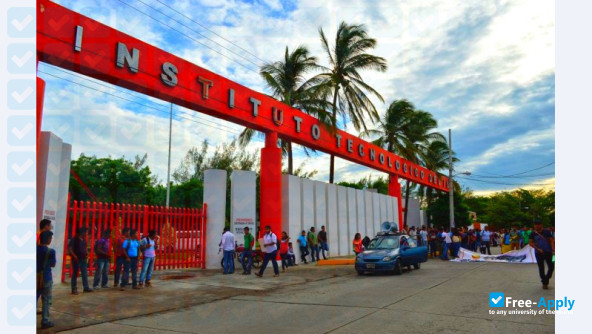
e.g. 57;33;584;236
451;245;537;263
230;171;256;246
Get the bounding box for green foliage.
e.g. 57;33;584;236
426;192;470;228
69;153;158;204
463;189;555;229
336;176;388;195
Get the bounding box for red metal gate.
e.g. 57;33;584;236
62;201;207;282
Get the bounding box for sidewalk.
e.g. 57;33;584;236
38;263;352;332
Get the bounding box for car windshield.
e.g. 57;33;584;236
366;236;400;250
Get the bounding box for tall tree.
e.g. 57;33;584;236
360;100;446;225
239;46;327;174
315;21;387;183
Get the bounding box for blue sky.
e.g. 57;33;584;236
40;0;555;196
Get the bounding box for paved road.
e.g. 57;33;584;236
44;256;555;333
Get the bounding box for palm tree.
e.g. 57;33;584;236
239;46;327;174
315;21;388;183
361;100;446;225
419;140;456;209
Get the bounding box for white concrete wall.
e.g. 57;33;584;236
282;174;302;262
326;184;338;257
314;181;327;233
346;187;357;255
372;192;381;234
365;191;374;238
230;171;256;245
336;186;349;256
37;131;71;282
393;197;400;227
356;189;366;238
204;169;227;269
406;198;421;229
387;194;394;223
301;178;315;233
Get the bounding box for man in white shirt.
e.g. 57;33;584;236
481;227;491;255
255;225;280;277
221;227;235;274
441;229;452;260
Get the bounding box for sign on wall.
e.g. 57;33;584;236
230;171;256;246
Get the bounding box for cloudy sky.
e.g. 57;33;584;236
40;0;555;196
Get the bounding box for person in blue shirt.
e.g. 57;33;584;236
37;231;56;329
296;230;309;264
529;221;555;289
121;229;141;290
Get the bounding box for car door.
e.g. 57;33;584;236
399;236;413;265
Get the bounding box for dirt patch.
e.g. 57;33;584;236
160;274;196;280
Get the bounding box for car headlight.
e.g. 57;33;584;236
382;256;392;262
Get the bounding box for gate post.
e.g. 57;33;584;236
260;132;282;238
389;174;404;232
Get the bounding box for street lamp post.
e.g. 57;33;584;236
448;129;471;229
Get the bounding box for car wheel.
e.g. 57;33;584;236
413;262;420;270
393;259;402;275
357;270;364;276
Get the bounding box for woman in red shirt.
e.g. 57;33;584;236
353;233;363;255
280;232;290;272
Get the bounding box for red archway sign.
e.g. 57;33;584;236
37;0;449;235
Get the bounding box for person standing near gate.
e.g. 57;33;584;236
139;230;157;287
221;227;235;274
68;227;93;295
255;225;280;277
93;229;111;289
318;226;328;260
121;229;141;290
241;227;254;275
113;228;129;288
529;221;555;289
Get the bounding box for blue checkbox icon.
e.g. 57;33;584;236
8;224;36;254
7;80;36;110
7;116;36;146
7;187;35;218
489;292;504;307
7;7;35;38
7;295;35;326
7;151;36;182
8;260;36;290
8;44;36;74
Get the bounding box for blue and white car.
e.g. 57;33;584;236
355;232;428;275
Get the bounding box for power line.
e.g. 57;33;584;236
41;64;246;134
468;172;555;179
39;67;313;156
457;162;554;178
114;0;260;74
149;0;267;66
455;176;553;187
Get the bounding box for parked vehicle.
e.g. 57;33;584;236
355;232;428;275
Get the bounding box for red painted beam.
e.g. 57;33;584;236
36;0;449;191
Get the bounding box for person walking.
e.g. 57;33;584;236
279;231;290;272
318;226;329;260
296;230;309;264
353;233;363;255
68;227;93;294
241;227;255;275
92;229;111;289
529;221;555;289
255;226;280;277
307;227;320;262
221;227;235;275
37;231;56;329
139;230;157;287
113;228;129;288
451;229;461;258
121;229;141;290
